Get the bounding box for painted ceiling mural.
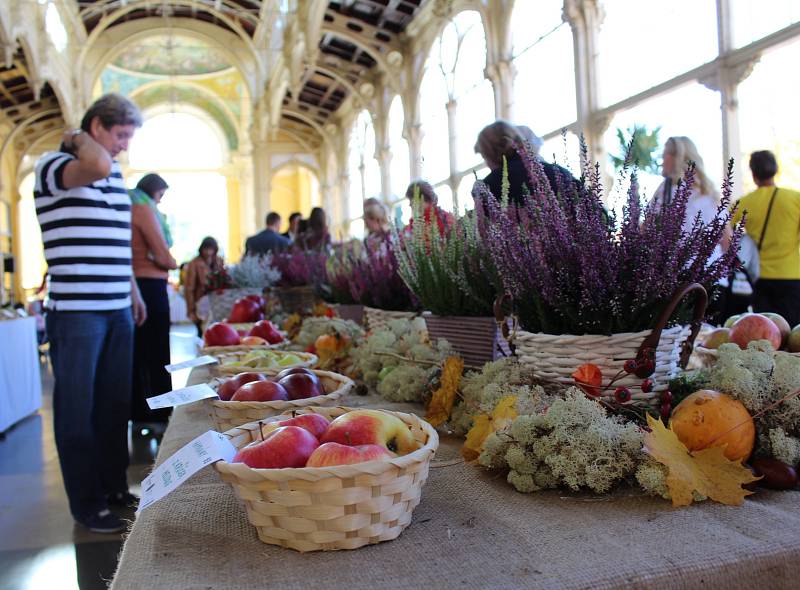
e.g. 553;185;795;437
111;35;232;76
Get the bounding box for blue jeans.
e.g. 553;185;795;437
46;309;133;520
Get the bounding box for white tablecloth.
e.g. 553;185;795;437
0;317;42;432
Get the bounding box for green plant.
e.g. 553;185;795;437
610;124;660;173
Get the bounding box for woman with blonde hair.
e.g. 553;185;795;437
475;119;578;205
649;136;719;231
363;199;391;249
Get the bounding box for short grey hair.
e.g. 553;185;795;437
80;93;143;132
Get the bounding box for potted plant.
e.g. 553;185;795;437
394;198;508;367
271;250;328;315
324;242;365;325
478;142;743;405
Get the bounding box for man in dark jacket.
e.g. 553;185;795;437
245;212;290;255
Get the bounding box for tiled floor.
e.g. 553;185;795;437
0;325;199;590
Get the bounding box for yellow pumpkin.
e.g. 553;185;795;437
669;389;755;462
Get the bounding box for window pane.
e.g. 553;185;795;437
738;38;800;193
540;131;582;180
452;11;487;100
731;0;800;48
129;112;224;169
455;80;495;172
598;0;718;107
512;1;576;133
434;183;454;214
601;83;723;218
389;96;409;199
419;56;450;182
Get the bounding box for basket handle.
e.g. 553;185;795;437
493;293;517;355
636;282;708;369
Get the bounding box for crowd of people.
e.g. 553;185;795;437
31;91;800;534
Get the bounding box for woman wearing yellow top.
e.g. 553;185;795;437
732;151;800;327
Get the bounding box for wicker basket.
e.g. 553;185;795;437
363;307;418;333
212;350;318;376
423;313;512;368
214;406;439;552
332;303;364;325
511;283;709;402
206;370;354;431
200;342;287;356
274;286;320;315
207;288;264;323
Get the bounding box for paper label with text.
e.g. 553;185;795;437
146;384;219;409
165;355;218;373
137;430;236;513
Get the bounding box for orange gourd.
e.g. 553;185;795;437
669;389;755;462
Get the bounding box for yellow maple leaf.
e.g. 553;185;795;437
425;356;464;427
461;395;518;462
643;414;759;507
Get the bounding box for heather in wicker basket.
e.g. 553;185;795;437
477;142;743;335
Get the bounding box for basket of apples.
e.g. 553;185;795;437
212;349;317;377
207;368;354;432
214;406;439;552
201;319;287;356
694;312;800;367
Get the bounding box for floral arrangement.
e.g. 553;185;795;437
205;265;234;291
227;254;281;288
476;142;743;334
325;239;418;311
272;250;328;289
351;317;452;402
294;317;365;350
394;198;497;317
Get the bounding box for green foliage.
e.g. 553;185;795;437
610;124;661;173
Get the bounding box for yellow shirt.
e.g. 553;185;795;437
732;186;800;279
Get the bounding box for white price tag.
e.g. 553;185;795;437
137;430;237;513
165;355;218;373
146;384;218;409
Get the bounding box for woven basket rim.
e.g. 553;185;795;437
208;370;354;411
201;343;286;356
422;312;495;322
214;406;439;481
214;350;318;375
515;324;689;340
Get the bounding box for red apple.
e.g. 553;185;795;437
275;367;318;382
320;409;418;455
231;380;289;402
278;373;324;400
217;372;267;401
229;298;263;323
241;335;268;346
306;442;392;467
249;320;283;344
232;426;319;468
243;294;266;309
730;313;782;350
204;322;241;347
261;413;330;439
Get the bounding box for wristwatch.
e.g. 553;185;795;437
66;129;83;147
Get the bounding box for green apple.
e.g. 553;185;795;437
702;327;731;349
724;314;743;329
761;312;791;348
789;325;800;353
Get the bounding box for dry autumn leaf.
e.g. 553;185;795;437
462;395;518;462
425;356;464;427
643;414;759;507
572;363;602;397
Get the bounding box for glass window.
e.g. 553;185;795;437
731;0;799;48
129;112;224;169
511;0;577;133
388;96;410;200
17;173;46;291
540;131;582;180
598;0;719;107
738;37;800;193
346;110;378;220
419;51;451;181
601;83;723;219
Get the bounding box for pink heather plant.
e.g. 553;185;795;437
476;140;743;335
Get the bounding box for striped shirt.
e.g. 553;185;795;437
34;150;132;311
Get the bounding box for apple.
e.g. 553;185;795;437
217;372;267;401
729;313;782;350
702;327;731;349
249;320;283;344
724;314;742;329
231;380;289;402
232;426;319;468
306;442;392;467
204;322;241;347
278;373;324;400
277;353;304;367
788;325;800;353
320;409;418;455
761;312;791;347
229;298;263;323
275;367;318;382
243;294;266;309
261;413;330;439
241;335;268;346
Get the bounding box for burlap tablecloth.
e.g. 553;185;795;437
112;368;800;589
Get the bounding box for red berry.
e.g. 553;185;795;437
634;359;655;379
660;390;673;404
623;359;638;374
660;403;672;419
614;386;632;403
640;379;653;393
